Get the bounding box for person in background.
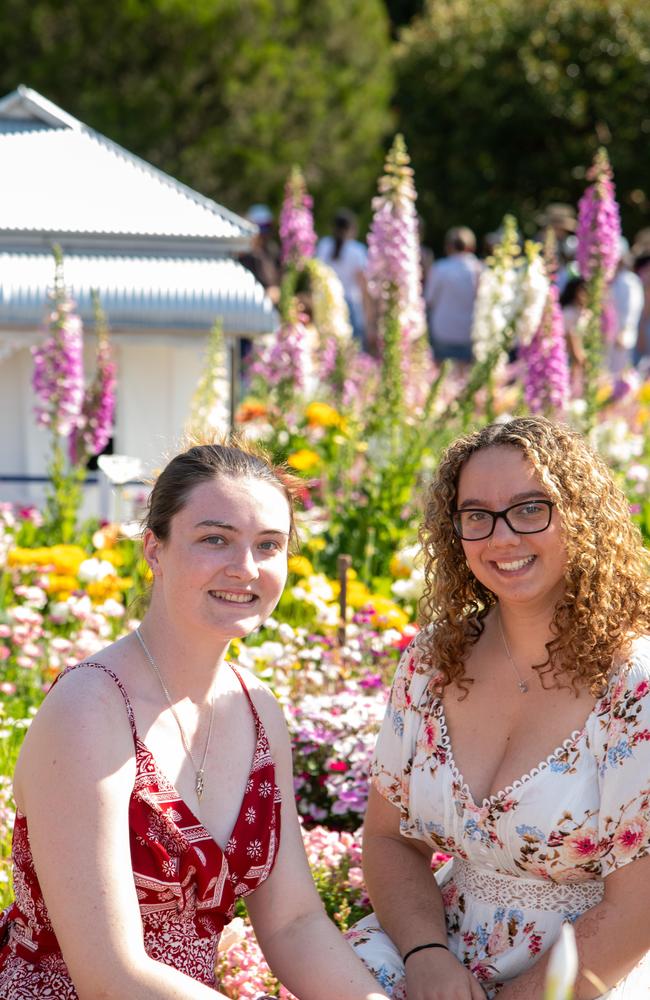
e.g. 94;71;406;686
350;416;650;1000
424;226;482;365
239;204;282;306
559;276;589;391
607;237;644;375
633;253;650;368
0;440;389;1000
417;214;435;293
316;209;370;350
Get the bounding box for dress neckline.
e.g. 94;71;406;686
39;659;276;862
434;698;597;809
134;664;269;857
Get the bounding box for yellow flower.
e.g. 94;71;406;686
305;401;341;428
368;595;410;632
390;554;410;579
45;574;79;595
595;383;613;405
345;580;372;610
287;449;320;471
97;548;123;567
8;544;87;574
307;537;326;552
288;555;314;577
637;382;650;405
86;576;132;602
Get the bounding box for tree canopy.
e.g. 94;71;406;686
396;0;650;250
1;0;392;226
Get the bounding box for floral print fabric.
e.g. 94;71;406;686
351;636;650;998
0;662;282;998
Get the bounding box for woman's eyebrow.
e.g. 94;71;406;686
457;490;549;509
194;519;289;537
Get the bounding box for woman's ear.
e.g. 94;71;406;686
142;528;163;576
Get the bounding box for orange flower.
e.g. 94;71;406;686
236;398;268;423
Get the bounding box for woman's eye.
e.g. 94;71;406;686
521;503;544;516
259;539;281;552
204;535;226;545
467;510;489;522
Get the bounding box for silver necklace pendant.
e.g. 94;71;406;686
518;680;529;694
195;769;205;802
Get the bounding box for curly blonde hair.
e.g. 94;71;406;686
418;416;650;695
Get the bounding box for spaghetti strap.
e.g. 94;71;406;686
50;662;138;740
228;663;262;724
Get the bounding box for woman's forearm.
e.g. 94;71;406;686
363;831;448;956
260;909;389;1000
75;954;231;1000
497;898;649;1000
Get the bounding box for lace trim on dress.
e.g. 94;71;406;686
449;858;605;914
433;702;587;807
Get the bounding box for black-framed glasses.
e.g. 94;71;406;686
452;500;555;541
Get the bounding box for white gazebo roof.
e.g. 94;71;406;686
0;86;276;335
0;252;274;335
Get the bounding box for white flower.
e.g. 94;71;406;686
253;641;285;664
627;463;649;484
391;572;425;602
277;622;295;642
514;250;549;348
49;600;72;624
219;917;246;953
97;454;143;485
97;598;125;618
78;558;115;582
315;603;340;628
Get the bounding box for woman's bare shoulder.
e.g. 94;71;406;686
14;654;137;809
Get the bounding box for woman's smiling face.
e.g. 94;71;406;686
455;445;567;613
143;475;290;641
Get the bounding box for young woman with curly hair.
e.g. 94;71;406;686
350;417;650;1000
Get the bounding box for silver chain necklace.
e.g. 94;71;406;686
135;627;215;801
497;612;529;694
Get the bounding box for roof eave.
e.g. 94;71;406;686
0;230;254;257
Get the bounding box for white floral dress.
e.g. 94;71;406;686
348;636;650;998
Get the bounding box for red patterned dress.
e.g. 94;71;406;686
0;662;282;998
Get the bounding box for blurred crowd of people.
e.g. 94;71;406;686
237;201;650;379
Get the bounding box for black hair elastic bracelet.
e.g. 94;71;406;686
402;942;449;964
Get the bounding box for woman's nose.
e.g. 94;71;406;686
225;545;258;578
489;514;520;545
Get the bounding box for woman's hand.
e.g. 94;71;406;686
406;947;487;1000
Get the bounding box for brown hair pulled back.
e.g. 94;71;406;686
145;438;302;549
418;416;650;696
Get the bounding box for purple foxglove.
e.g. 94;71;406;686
250;315;307;393
279;166;317;267
366;134;426;347
68;294;116;464
576;148;621;283
520;282;569;415
32;252;84;438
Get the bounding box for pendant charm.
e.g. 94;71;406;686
518;680;529;694
195;770;205;801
